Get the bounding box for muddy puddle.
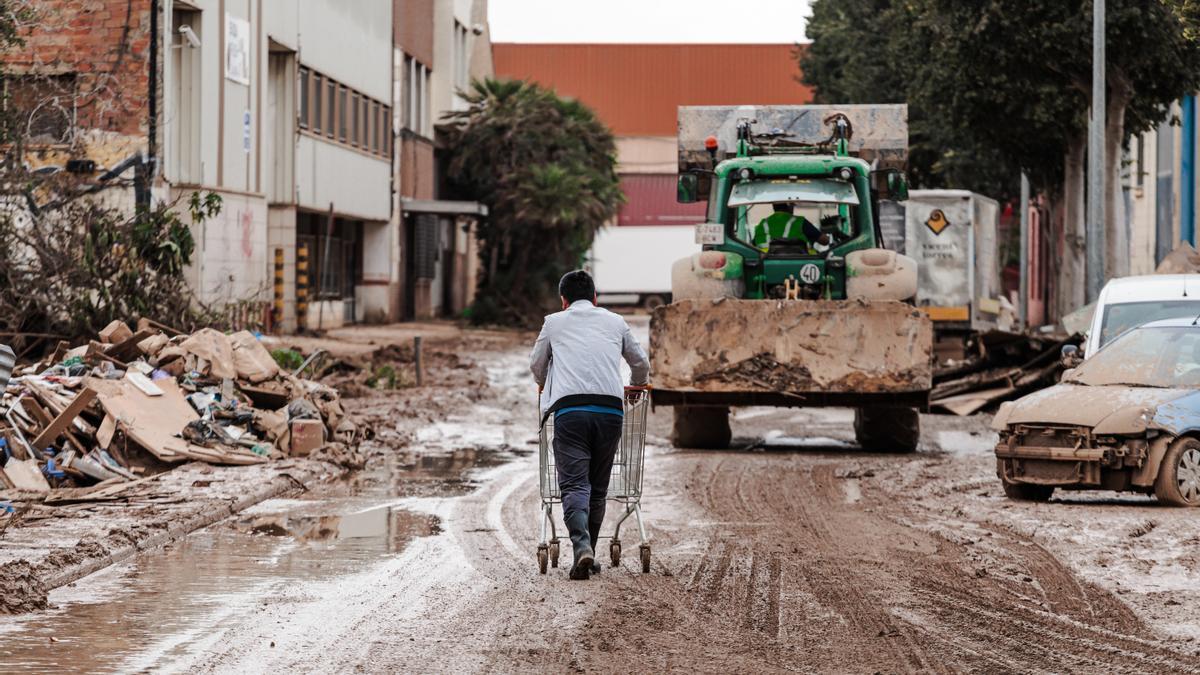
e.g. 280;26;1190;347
0;443;521;673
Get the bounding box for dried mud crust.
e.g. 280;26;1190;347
0;560;46;613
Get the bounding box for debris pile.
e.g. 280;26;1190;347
313;342;471;398
0;319;358;495
930;330;1078;416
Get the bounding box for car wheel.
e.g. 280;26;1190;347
1001;481;1054;502
1154;437;1200;507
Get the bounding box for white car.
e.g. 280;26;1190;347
1084;274;1200;357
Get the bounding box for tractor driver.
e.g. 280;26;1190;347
753;202;831;254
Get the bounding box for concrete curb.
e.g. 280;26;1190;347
40;462;346;592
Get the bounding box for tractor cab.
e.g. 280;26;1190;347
678;112;908;300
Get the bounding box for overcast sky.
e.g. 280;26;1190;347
488;0;813;44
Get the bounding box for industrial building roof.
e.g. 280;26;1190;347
493;43;813;136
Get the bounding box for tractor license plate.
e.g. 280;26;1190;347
695;222;724;245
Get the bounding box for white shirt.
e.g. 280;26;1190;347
530;300;650;416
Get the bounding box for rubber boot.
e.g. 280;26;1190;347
564;511;594;580
588;513;604;574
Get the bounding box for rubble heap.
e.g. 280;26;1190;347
929;330;1078;416
0;319;358;495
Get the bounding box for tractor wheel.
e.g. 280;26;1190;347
641;294;668;311
672;406;731;449
1154;436;1200;507
854;406;919;453
1001;481;1055;502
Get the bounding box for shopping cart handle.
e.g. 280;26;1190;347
624;384;651;391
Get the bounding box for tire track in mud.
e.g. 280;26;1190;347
916;584;1200;673
975;521;1139;630
624;448;1200;673
678;455;950;671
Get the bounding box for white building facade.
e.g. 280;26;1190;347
161;0;395;331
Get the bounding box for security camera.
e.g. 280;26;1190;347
471;23;484;36
179;25;201;48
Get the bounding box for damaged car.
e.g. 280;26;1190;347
992;318;1200;506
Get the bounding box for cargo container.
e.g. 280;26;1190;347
587;225;700;309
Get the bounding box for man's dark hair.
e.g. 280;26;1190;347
773;202;792;213
559;270;596;304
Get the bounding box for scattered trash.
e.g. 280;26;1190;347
0;319;360;501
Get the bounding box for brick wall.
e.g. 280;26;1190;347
3;0;153;140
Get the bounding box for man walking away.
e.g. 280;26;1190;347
530;270;650;580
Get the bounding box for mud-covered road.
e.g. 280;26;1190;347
5;323;1200;673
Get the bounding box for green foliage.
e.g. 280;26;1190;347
440;79;624;326
366;364;405;390
271;348;305;372
0;192;223;343
801;0;1200;199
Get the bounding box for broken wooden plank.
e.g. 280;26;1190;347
43;477;153;505
105;328;155;363
88;377;195;462
932;385;1016;416
85;341;132;368
32;388;97;451
21;397;55;436
96;414;116;450
137;317;184;337
931;367;1020;401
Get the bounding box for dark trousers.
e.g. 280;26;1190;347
553;411;623;534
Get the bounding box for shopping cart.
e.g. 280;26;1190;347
537;386;651;574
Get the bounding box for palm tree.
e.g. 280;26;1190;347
441;79;623;325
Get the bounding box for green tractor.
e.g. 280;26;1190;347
651;105;933;451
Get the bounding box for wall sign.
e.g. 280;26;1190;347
225;14;250;85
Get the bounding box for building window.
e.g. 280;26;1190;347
325;78;336;139
296;66;389;159
167;8;200;182
370;101;380;153
337;85;348;143
311;73;323;134
298;67;309;129
4;74;77;145
360;95;369;151
1136;133;1145;189
403;55;431;137
298;212;362;300
453;21;470;91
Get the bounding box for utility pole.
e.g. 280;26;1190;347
1019;173;1030;329
1086;0;1106;302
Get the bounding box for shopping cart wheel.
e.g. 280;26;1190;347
537;545;549;575
610;539;621;567
640;544;651;574
549;540;560;568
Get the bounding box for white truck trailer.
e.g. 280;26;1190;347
586;225;699;310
